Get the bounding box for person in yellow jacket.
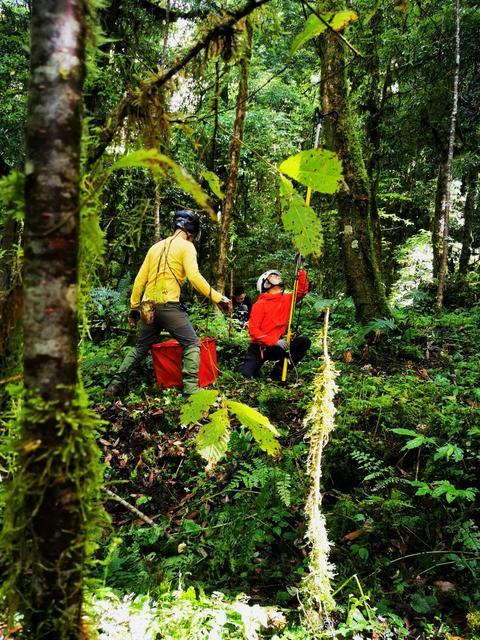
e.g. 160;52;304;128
106;210;231;397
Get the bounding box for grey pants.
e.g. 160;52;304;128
113;302;201;394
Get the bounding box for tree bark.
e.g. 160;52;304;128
431;158;449;280
319;6;389;323
458;166;478;274
363;12;391;272
435;0;461;311
216;19;252;292
3;1;92;637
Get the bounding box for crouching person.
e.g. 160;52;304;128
106;210;231;397
237;267;311;379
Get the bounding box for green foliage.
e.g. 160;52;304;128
201;170;225;200
179;389;219;424
180;390;281;465
111;149;215;218
279;149;343;194
290;11;358;54
195;408;231;464
0;170;24;221
279;176;324;257
227;400;281;456
87;585;288;640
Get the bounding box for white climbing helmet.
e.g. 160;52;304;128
256;270;284;293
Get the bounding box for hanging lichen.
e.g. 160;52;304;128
300;309;338;633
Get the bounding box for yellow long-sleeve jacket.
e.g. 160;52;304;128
130;235;222;307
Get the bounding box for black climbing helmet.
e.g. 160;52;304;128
173;210;200;237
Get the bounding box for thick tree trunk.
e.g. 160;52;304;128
435;0;461;310
459;166;478;274
216;20;252;292
1;1;96;637
319;9;389;323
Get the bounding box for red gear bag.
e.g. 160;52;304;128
151;338;218;389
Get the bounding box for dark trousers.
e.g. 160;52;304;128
238;336;311;379
113;302;201;393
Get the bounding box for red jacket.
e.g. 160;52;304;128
248;270;309;346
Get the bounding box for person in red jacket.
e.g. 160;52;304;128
237;267;311;379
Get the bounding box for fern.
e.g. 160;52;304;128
274;471;292;507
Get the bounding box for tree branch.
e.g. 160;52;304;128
87;0;270;167
102;487;156;526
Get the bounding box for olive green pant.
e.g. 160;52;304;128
112;302;201;395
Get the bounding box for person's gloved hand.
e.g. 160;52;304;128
276;338;289;351
128;308;141;326
217;296;232;313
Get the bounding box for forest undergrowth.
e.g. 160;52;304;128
77;289;480;640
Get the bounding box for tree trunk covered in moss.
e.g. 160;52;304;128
0;1;101;638
319;8;389;323
459;166;478;274
216;19;252;292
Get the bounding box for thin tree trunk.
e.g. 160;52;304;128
216;19;252;292
364;13;390;272
436;0;461;311
319;5;389;323
431;158;449;280
459;166;478;274
0;1;98;637
208;61;221;172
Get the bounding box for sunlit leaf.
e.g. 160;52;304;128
179;389;219;425
279;148;343;194
227;400;281;457
195;408;230;464
290;11;357;55
279;176;323;257
202;170;225;200
111;149;216;218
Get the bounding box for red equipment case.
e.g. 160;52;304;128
151;337;218;389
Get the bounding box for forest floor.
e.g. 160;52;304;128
81;297;480;639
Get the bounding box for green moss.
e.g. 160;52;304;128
0;384;107;638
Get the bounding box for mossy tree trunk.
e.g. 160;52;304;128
459;166;478;274
318;7;389;323
0;1;101;638
216;19;252;292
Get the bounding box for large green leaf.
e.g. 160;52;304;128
179;389;219;425
202;170;225;200
195;408;231;464
111;149;215;218
279;176;323;257
226;401;281;457
290;11;357;55
279;148;343;194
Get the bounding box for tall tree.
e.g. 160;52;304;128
216;19;253;292
1;1;102;637
436;0;461;310
319;4;389;322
